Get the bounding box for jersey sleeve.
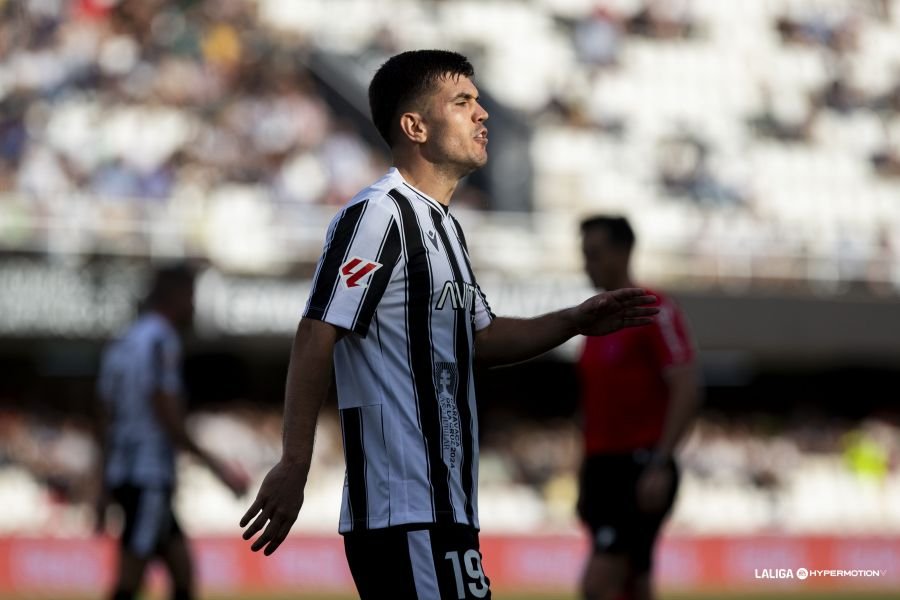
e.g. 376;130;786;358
304;199;402;337
472;282;494;331
647;297;695;369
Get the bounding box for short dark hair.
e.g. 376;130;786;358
145;263;195;308
368;50;475;147
580;215;636;250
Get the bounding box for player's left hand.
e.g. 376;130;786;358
573;288;659;336
240;459;307;556
636;464;673;514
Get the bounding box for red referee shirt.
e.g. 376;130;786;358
577;289;695;456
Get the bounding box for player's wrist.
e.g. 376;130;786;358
561;306;582;337
279;451;312;472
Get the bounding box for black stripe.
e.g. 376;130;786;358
449;214;469;252
380;407;391;527
403;182;447;215
352;219;401;337
306;201;369;320
392;193;431;517
341;407;368;530
389;188;455;523
450;215;495;319
429;207;477;523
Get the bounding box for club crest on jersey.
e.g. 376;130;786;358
340;256;382;289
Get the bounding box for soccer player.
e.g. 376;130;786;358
576;216;701;600
239;50;659;599
94;264;247;600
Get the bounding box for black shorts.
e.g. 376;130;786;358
578;451;679;572
343;524;491;600
111;484;183;559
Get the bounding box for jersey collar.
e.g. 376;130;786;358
390;168;450;215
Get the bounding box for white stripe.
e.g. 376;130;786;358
407;530;441;599
130;489;168;557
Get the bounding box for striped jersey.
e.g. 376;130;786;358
304;167;495;533
97;312;184;488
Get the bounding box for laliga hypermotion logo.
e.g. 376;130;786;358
340;257;382;288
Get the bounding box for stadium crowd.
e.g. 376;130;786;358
2;0;900;290
1;0;386;205
0;407;897;537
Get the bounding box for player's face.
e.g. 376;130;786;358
582;228;628;290
420;75;489;175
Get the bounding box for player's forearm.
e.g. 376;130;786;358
279;318;338;473
151;391;203;456
655;365;702;460
474;311;578;366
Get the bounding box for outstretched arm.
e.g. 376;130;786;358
474;288;659;367
152;390;248;497
240;317;342;556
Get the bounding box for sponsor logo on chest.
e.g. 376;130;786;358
435;280;477;312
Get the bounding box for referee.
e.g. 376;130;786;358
240;50;659;599
577;216;701;600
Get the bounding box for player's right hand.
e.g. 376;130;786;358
240;459;307;556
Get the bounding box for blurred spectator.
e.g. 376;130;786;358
871;146;900;179
625;0;697;40
657;133;746;207
748;87;819;144
775;13;859;54
842;420;892;482
816;74;868;115
573;6;623;69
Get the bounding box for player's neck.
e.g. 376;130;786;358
395;160;459;207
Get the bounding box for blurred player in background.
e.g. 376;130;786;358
239;50;659;600
577;216;702;600
94;264;247;600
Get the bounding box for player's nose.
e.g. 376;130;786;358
474;102;488;123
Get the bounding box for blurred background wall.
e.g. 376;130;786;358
1;0;899;597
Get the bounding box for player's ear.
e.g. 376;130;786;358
398;111;427;145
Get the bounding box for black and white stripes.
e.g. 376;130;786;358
303;168;493;533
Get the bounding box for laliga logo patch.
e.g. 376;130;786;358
340;256;382;288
